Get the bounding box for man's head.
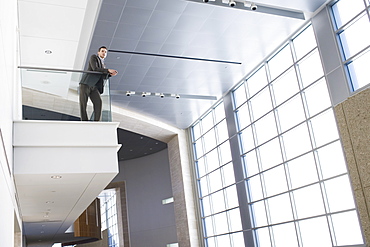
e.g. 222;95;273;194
98;46;108;59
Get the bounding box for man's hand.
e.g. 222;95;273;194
108;69;118;76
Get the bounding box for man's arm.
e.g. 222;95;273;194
89;54;109;74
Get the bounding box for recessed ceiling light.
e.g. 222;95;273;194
51;175;62;179
45;50;52;54
46;201;54;204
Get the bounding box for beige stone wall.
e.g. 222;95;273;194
334;87;370;246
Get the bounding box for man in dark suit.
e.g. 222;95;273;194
79;46;118;121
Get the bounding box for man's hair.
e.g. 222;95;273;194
98;46;107;52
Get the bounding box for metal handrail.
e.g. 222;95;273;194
18;66;104;74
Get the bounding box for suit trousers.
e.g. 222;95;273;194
79;83;102;121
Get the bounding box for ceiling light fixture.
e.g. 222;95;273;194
175;94;180;99
229;0;236;7
250;2;257;10
160;93;165;98
51;175;62;179
126;91;135;96
141;92;150;97
45;50;52;54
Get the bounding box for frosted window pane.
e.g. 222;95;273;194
250;87;273;121
203;128;217;153
194;139;204;159
231;232;244;247
192;122;201;141
255;227;272;247
201;196;212;217
214;212;229;235
298;50;324;88
246;66;268;97
217;234;231;247
199;176;209;196
228;208;243;231
277;95;305;133
222;162;235;187
258;138;282;171
263;165;288;197
268;193;293;224
208;169;222;194
225;185;239;209
219;141;232;164
202;112;214;132
282;123;312;160
325;175;355;212
248;175;264;202
243;150;259;177
299;217;332;247
233;83;247;109
254;113;277;145
287;153;318;189
237;103;251;130
293;25;317;61
268;45;293;80
331;211;364;245
214;102;225;123
293;184;325;219
240;126;255;153
272;223;297;247
316;141;347;179
252;201;268;227
196;157;207;178
271;68;299;106
204;216;214;236
216;120;228;144
211;190;226;214
303;78;331;117
332;0;365;28
310;110;339;147
206;148;220;172
348;48;370;90
339;13;370;59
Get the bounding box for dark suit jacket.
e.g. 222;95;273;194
80;54;109;94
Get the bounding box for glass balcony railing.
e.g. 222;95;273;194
19;66;112;122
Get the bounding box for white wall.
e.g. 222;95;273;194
0;0;23;246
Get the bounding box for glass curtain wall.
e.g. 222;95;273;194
100;189;119;247
191;23;365;247
331;0;370;91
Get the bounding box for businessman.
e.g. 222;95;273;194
79;46;118;121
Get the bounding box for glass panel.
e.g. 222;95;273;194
243;150;259;177
324;175;356;212
310;110;339;148
219;141;232;164
236;103;251;130
293;184;325;219
204;216;214;236
331;211;364;245
272;223;297;247
222;162;235;187
287;152;318;189
214;102;226;123
316;141;347;179
255;227;272;247
239;126;255;153
201;195;212;217
233;83;247;109
202;112;214;133
263;165;288;197
258;138;282;171
339;13;370;59
348;48;370;90
246;66;268;97
276;95;305;133
293;25;317;61
211;190;226;214
297;50;324;88
268;45;293;80
249;87;273;121
206;148;220;173
248;175;264;202
299;217;332;247
192;122;201;141
268;193;293;224
228;208;243;232
206;236;216;247
251;201;268;227
282;123;312;160
199;176;209;196
271;68;299;106
196;157;207;178
216;119;228;144
214;212;229;235
203;128;217;153
208;169;223;194
225;185;239;209
303;78;331;117
230;232;244;247
331;0;365;28
254;112;277;145
216;234;231;247
194;139;204;159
